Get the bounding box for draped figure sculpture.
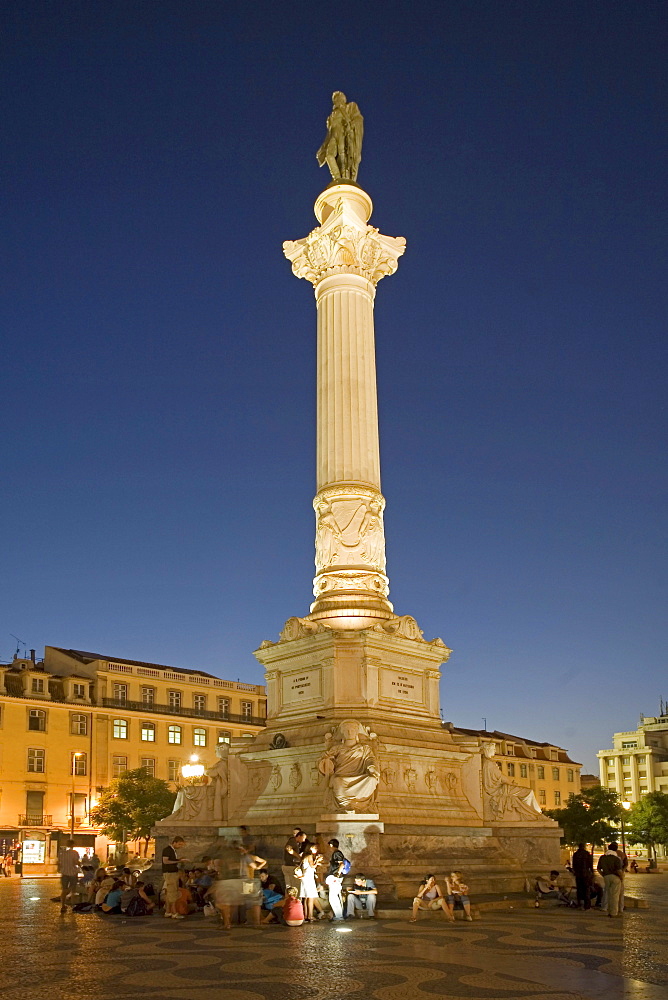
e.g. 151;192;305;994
481;742;543;821
167;742;229;824
317;92;364;183
318;719;380;813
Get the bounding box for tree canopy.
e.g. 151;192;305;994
626;792;668;858
90;768;175;847
545;786;621;848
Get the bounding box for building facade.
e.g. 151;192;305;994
452;727;581;808
0;647;266;872
597;711;668;802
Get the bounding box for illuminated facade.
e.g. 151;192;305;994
597;711;668;802
0;647;266;872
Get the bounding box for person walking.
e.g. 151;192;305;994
162;836;187;919
59;839;81;913
571;844;593;910
597;843;623;917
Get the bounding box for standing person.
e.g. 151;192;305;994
296;849;320;922
327;838;346;876
445;871;473;920
59;839;81;913
282;828;303;894
571;844;594;910
345;874;377;919
597;843;623;917
613;841;628;912
326;870;344;921
214;838;263;930
3;852;13;877
410;875;454;922
162;836;187;920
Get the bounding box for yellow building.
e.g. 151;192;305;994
0;646;266;872
452;727;581;807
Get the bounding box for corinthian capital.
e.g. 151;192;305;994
283;194;405;286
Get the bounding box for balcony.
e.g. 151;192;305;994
19;814;52;826
101;698;266;728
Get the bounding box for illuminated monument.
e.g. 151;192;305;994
158;93;559;895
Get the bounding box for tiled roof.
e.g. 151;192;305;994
53;648;220;682
452;727;581;766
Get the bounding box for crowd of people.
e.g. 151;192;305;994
534;841;630;917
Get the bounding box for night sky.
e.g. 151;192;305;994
3;2;666;772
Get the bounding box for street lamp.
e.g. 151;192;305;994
620;799;631;857
181;754;205;782
70;752;84;838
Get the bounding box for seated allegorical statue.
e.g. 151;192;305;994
318;719;380;813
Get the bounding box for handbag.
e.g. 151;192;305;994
203;901;217;917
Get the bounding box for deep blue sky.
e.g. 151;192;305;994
2;2;666;771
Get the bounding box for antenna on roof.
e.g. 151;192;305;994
10;634;26;659
482;717;487;731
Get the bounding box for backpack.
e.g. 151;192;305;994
125;894;149;917
340;858;351;875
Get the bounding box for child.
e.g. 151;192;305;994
283;887;305;926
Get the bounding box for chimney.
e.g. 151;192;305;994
30;649;36;662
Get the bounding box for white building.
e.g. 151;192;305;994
597;708;668;802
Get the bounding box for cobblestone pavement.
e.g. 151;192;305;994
1;875;666;1000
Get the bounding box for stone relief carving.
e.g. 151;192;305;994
284;196;405;287
289;762;303;790
439;770;458;794
481;743;543;821
318;719;380;813
310;764;323;787
314;494;386;574
403;766;417;792
380;763;397;789
369;616;451;656
279;617;328;642
269;733;289;749
424;767;438;791
270;764;283;791
250;771;263;792
313;570;389;599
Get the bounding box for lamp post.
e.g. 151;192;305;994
181;754;205;783
70;752;83;839
620;799;631;857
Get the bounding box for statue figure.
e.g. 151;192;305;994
207;742;229;822
481;743;543;821
170;782;210;823
318;719;380;812
317;92;364;183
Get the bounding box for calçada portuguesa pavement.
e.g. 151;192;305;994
1;874;667;1000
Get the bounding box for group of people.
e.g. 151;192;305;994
410;873;473;922
534;841;629;918
58;839;156;915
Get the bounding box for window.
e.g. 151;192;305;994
27;748;45;772
168;724;182;745
73;683;86;698
638;756;646;763
112;755;128;777
141;721;156;742
507;763;515;776
552;767;560;781
218;697;230;716
193;694;206;712
550;750;559;761
242;733;254;738
113;718;128;739
640;786;648;792
168;759;180;782
621;741;638;749
141;686;155;705
621;756;631;765
241;701;253;719
538;789;546;805
72;752;87;776
638;771;647;778
31;677;44;693
506;744;515;756
193;727;207;747
520;764;528;778
554;791;561;806
567;769;574;782
140;758;155;777
217;730;231;744
169;690;182;709
113;683;128;703
71;713;88;736
28;709;46;731
529;748;537;757
537;766;545;779
623;772;631;779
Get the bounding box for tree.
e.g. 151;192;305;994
626;792;668;861
91;768;176;856
545;786;621;849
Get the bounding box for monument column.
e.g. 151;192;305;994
284;183;405;628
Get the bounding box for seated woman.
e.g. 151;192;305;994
446;871;473;920
91;869;116;906
283;887;305;926
261;878;286;924
121;879;155;915
410;874;454;922
100;879;126;914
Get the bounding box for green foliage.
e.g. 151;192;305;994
90;768;176;844
626;792;668;855
545;785;621;848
